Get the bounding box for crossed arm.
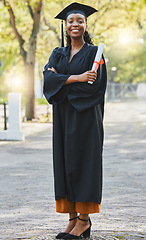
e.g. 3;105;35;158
47;67;97;84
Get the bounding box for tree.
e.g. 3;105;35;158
1;0;42;120
0;0;145;113
89;0;146;83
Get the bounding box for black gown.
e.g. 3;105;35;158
43;42;107;203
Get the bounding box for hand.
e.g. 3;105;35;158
78;71;97;83
48;67;58;74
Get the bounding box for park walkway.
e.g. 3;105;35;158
0;100;146;240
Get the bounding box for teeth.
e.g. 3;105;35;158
72;30;79;32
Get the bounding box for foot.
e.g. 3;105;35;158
64;218;78;233
69;217;90;236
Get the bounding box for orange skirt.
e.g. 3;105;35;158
56;196;100;214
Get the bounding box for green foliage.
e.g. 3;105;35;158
0;97;8;104
35;97;48;105
115;236;126;240
106;28;146;83
0;0;145;101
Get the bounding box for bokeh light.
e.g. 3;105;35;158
118;29;134;45
13;77;22;90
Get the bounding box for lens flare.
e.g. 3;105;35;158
118;29;134;45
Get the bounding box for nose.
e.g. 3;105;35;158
72;21;78;26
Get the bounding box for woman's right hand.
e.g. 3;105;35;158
65;70;97;85
77;71;97;83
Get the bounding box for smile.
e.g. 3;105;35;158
71;29;80;33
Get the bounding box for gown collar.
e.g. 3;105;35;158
67;42;88;57
55;42;88;57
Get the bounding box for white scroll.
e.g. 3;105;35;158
88;43;105;84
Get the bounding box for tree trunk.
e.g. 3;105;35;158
25;1;42;120
25;62;36;120
3;0;42;120
25;34;37;120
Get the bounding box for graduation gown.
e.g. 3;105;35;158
43;42;107;203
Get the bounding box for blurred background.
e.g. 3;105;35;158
0;0;145;123
0;2;146;238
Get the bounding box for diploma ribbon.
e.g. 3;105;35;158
94;59;104;71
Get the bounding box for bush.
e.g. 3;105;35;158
0;97;8;104
35;97;48;105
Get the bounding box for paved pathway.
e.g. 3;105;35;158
0;100;146;240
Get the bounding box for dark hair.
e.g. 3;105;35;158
66;30;94;46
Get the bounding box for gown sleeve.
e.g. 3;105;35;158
67;53;107;112
43;48;71;104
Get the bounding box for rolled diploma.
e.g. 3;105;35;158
88;43;105;84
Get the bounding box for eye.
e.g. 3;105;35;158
78;20;83;23
68;20;73;23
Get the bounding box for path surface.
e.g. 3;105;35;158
0;100;146;240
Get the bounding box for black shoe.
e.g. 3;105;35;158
62;216;92;239
56;216;78;239
56;232;68;239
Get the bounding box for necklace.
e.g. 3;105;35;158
70;42;85;57
69;42;85;62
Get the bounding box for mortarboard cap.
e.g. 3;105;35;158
55;2;98;20
55;2;98;47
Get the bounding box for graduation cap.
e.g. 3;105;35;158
55;2;98;47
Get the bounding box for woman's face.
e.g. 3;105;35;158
65;13;87;39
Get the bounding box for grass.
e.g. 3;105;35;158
0;97;8;104
35;97;48;105
115;236;126;240
0;97;48;105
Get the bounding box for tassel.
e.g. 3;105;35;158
61;20;64;47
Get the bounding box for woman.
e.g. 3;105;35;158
43;2;107;239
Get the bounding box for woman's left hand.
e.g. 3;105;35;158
48;67;58;74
